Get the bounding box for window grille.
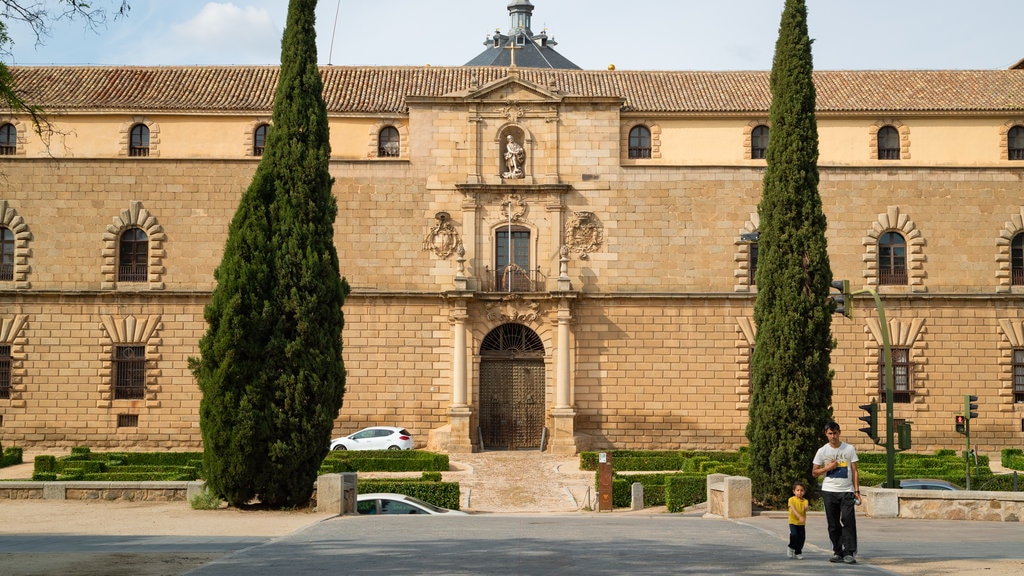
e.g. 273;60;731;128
879;347;912;403
628;125;651;159
114;345;146;400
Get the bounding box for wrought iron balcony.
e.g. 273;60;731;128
482;265;547;293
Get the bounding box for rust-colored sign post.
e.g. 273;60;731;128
597;452;613;511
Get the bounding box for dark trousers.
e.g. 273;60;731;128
788;523;805;554
822;490;857;556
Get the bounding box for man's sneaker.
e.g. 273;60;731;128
795;554;804;560
787;548;795;558
843;555;857;564
829;554;843;563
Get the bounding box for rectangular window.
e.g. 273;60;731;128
1014;349;1024;403
114;345;146;400
495;229;532;292
0;344;10;399
117;414;139;428
879;347;912;403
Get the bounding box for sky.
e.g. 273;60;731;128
3;0;1024;71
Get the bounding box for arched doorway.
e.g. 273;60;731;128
478;323;545;450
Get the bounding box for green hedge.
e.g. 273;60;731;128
0;446;22;468
1003;448;1024;471
319;450;449;473
858;450;994;487
579;450;749;473
32;450;205;481
357;479;461;510
666;475;707;513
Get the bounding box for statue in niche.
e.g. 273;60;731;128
502;134;526;179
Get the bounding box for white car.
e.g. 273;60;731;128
329;426;414;451
356;493;467;515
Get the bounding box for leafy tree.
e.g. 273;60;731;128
190;0;349;509
745;0;835;509
1;1;130;120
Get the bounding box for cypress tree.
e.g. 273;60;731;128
745;0;835;508
190;0;349;508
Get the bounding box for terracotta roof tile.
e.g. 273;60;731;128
9;66;1024;115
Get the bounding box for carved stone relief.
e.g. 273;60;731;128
564;210;603;259
423;211;461;259
485;294;541;324
501;194;527;222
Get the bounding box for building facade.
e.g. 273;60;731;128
2;6;1024;457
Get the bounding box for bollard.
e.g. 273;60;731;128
631;482;644;511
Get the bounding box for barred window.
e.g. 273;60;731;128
1013;349;1024;403
628;125;651;159
253;123;269;156
877;126;900;160
378;126;400;157
879;347;912;403
1009;126;1024;161
114;345;145;400
129;124;150;157
117;414;139;427
0;227;14;281
118;228;148;282
748;240;759;285
1012;234;1024;286
0;344;11;399
751;125;769;159
878;232;907;285
0;123;16;155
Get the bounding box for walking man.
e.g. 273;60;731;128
812;421;860;564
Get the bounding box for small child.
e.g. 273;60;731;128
788;481;808;559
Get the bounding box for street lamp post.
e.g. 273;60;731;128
853;288;897;489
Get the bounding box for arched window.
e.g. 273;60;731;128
751;125;769;159
0;227;14;281
1012;233;1024;285
0;123;16;155
628;125;652;159
118;228;148;282
495;226;532;292
1009;125;1024;161
129;124;150;157
877;125;900;160
878;231;907;285
378;126;400;157
253;123;269;156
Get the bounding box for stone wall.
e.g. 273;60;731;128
864;487;1024;522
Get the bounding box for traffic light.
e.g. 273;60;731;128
965;394;978;420
858;399;878;442
898;421;912;451
830;279;853;319
955;414;966;434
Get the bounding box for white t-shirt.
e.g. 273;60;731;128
813;441;858;493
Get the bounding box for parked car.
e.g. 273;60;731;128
356;493;467;515
329;426;414;451
899;478;962;490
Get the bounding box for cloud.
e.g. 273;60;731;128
165;2;282;65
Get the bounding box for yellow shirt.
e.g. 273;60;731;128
788;495;808;525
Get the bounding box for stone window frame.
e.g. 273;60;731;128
0;315;28;406
996;320;1024;404
733;213;760;292
869;120;910;161
865;316;927;409
101;201;166;290
0;116;25;156
735;317;756;411
119;117;160;158
743;120;770;160
999;120;1024;161
367;120;408;159
995;207;1024;292
243;118;271;157
861;206;926;291
0;200;32;289
620;120;661;162
99;314;161;407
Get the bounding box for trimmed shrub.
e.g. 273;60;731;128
1003;449;1024;471
357;479;460;510
320;451;449;473
0;446;23;468
666;475;706;513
